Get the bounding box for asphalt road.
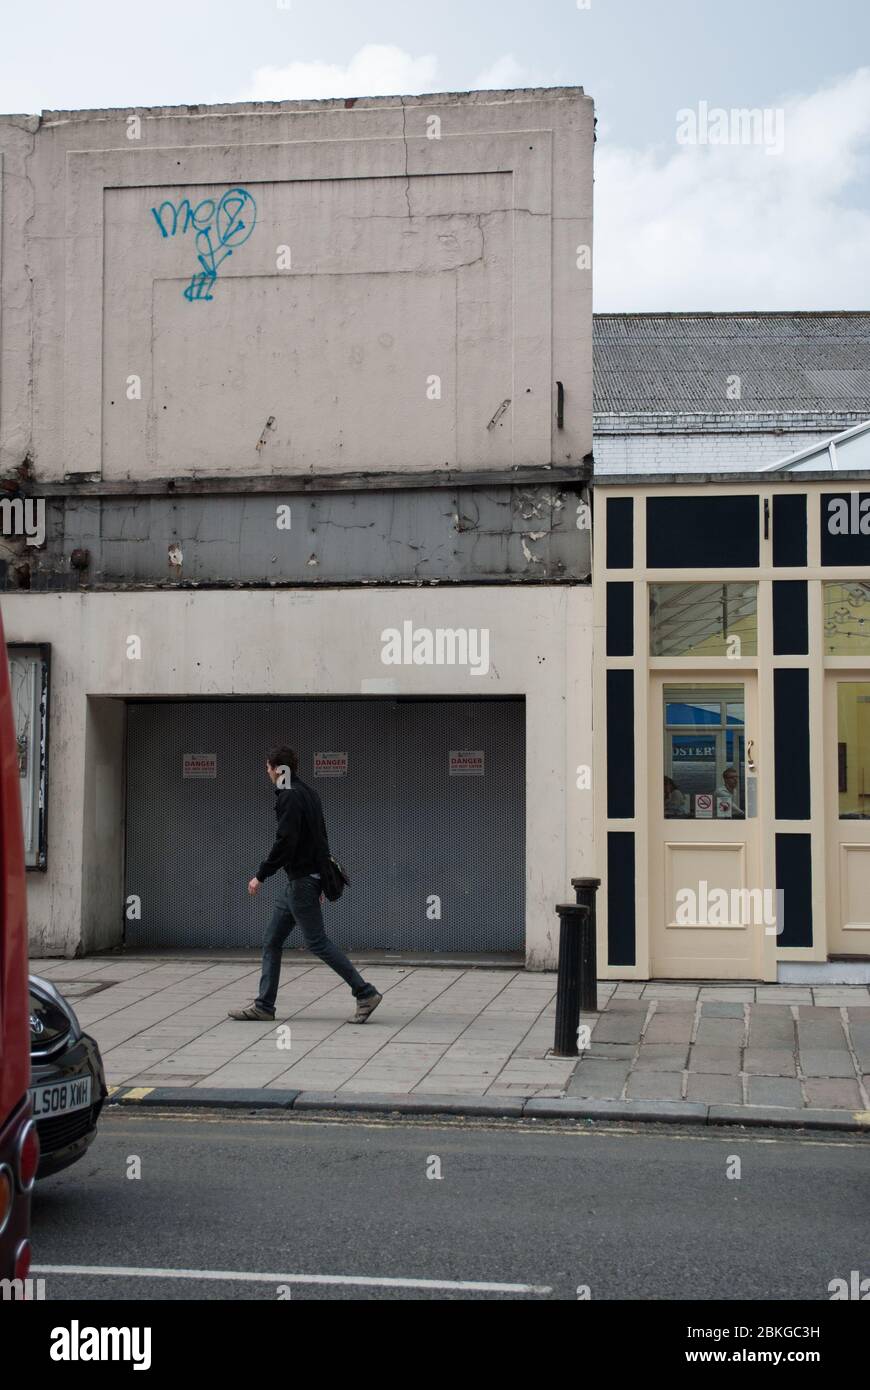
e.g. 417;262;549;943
30;1108;870;1301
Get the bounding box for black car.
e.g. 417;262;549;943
29;976;108;1178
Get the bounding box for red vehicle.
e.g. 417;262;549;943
0;605;39;1282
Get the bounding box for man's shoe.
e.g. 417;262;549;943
228;1004;275;1022
348;991;382;1025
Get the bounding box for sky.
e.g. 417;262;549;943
1;0;868;311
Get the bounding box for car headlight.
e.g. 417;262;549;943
29;975;83;1044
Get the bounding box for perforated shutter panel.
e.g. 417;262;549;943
124;699;524;952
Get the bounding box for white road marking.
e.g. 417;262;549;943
33;1264;551;1295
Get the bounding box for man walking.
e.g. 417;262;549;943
229;746;382;1024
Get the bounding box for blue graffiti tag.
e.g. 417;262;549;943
150;187;257;302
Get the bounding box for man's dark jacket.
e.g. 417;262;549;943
256;775;331;883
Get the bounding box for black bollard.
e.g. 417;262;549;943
553;902;596;1057
572;877;601;1013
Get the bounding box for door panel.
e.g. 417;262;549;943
650;677;762;979
826;676;870;954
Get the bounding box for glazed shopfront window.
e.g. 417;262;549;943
650;583;758;658
663;684;752;820
837;682;870;818
824;582;870;656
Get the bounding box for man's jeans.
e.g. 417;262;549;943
255;875;375;1014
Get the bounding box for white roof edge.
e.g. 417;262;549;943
760;417;870;473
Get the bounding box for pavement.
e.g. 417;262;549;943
31;955;870;1130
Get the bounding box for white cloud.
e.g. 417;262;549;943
245;44;438;101
472;55;539;90
244;46;545;103
595;67;870;310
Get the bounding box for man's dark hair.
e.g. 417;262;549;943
267;746;299;774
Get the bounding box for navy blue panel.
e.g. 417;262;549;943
821;493;870;566
606;497;634;570
607;832;636;967
772;581;808;655
607;669;635;819
772;494;807;567
774;670;811;819
647;496;759;569
775;834;813;948
606;583;634;657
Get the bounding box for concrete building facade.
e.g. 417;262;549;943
0;88;595;964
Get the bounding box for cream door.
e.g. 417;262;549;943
825;674;870;956
650;676;764;979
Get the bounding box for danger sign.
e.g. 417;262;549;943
183;754;217;779
449;750;485;777
314;752;348;778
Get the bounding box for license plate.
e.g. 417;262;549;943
30;1075;92;1118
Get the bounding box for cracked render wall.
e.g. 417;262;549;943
0;88;595;962
0;87;593;482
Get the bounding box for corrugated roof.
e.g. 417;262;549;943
594;312;870;414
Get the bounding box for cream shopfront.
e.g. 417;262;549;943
594;475;870;981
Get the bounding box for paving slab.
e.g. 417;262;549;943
754;988;812;1003
688;1046;742;1075
592;1012;647;1044
633;1045;689;1072
686;1075;743;1104
803;1079;864;1109
567;1060;630;1096
799;1048;857;1078
695;1018;746;1045
586;1043;636;1060
744;1049;796;1077
568;1077;627;1100
812;989;870;1005
642;985;699;999
797;1008;848;1029
643;1015;695;1044
626;1071;684;1100
699;988;755;1002
749;1017;796;1047
747;1077;804;1108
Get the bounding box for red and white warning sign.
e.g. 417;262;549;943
314;751;348;778
449;750;485;777
183;754;217;779
695;792;713;819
